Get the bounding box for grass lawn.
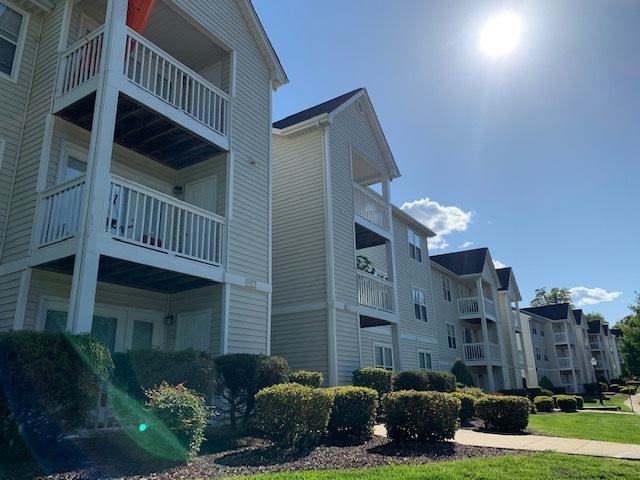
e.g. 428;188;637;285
582;393;633;412
228;452;639;479
528;410;640;444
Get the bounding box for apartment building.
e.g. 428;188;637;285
588;318;622;381
0;0;287;357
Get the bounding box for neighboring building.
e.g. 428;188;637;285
0;0;287;357
430;248;511;392
520;304;591;393
271;88;445;385
610;327;624;378
588;319;621;381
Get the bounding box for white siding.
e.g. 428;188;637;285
0;271;21;330
226;286;268;354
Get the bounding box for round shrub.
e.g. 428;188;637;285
573;395;584;409
534;395;554;413
450;392;475;423
551;386;566;395
620;385;637;395
145;382;210;459
609;383;620;393
475;395;530;432
554;394;578;412
526;387;543;400
327;386;378;440
289;370;323;388
392;370;456;393
457;386;484;398
255;383;334;447
352;368;392;397
541;389;554;397
382;391;460;441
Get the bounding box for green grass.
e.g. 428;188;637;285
227;452;640;479
582;393;632;412
528;411;640;444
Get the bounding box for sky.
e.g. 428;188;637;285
253;0;639;323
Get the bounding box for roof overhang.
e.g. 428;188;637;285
13;0;54;15
392;205;436;238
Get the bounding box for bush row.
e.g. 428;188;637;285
352;368;456;395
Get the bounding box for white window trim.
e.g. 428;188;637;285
0;1;29;83
57;141;88;183
78;13;100;40
373;343;393;371
407;228;422;262
442;276;452;302
412;286;427;321
417;350;432;371
446;322;457;349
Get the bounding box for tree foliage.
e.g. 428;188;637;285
620;292;640;377
584;312;605;322
451;358;475;387
530;287;573;308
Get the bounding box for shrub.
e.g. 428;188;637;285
215;354;289;430
583;383;598;395
534;395;554;413
382;391;460;441
450;392;475;423
551;386;566;395
0;331;114;459
255;383;334;447
327;386;378;440
527;387;543;400
145;382;210;459
112;349;216;404
554;395;578;412
393;370;456;393
599;382;609;393
573;395;584;409
541;388;554;397
539;376;554;391
475;395;530;432
451;358;475;387
609;383;620;393
620;385;637;395
498;388;527;397
352;368;392;398
289;370;323;388
457;386;484;398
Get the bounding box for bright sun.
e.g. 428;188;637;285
480;13;522;56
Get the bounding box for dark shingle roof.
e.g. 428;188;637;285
520;303;571;321
430;248;489;276
573;309;584;325
587;320;601;334
273;88;364;129
611;327;622;337
496;267;512;291
603;324;610;335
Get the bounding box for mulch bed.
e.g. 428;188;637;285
6;426;515;480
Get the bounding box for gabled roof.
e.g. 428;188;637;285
603;324;610;335
273;89;363;129
573;309;584;325
521;303;572;321
587;320;601;334
496;267;512;291
430;248;489;276
391;205;436;238
611;327;623;337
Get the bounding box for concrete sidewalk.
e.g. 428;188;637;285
373;424;640;460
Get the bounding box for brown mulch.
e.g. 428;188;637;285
4;425;516;480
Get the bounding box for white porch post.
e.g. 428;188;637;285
67;0;128;333
477;276;495;391
390;323;402;372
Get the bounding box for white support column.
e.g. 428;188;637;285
67;0;128;333
477;276;495;391
391;323;402;372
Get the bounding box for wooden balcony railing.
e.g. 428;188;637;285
357;271;394;313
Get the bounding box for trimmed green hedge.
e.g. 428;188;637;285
289;370;323;388
475;395;529;432
382;391;460;441
352;368;392;398
534;395;554;413
255;383;334;447
450;392;476;423
554;394;578;412
393;370;456;393
327;386;378;440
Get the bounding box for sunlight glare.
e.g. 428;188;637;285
480;13;521;56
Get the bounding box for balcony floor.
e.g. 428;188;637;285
56;92;224;169
34;255;217;293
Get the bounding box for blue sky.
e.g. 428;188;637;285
254;0;639;323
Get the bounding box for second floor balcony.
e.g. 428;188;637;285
357;271;394;315
458;296;497;322
554;331;576;345
463;342;501;366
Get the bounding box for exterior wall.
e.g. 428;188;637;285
0;271;22;330
359;325;392;368
431;267;463;371
226;285;269;354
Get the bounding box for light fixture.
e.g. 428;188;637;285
164;314;174;326
173;186;183;196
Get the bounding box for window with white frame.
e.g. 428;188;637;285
413;287;427;321
540;328;545;337
58;142;88;183
531;323;537;335
407;228;422;262
418;351;432;370
535;346;541;361
374;344;393;370
446;323;457;349
543;349;549;362
441;276;452;302
0;2;28;81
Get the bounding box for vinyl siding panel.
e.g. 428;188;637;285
335;310;360;385
3;2;65;263
0;271;21;330
430;267;463;370
226;286;268;354
359;326;391;368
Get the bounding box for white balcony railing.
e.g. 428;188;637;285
107;176;225;266
463;342;501;363
37;175;226;266
554;332;575;344
357;271;394;313
58;26;105;95
458;296;496;319
56;25;229;138
590;342;601;350
557;357;573;369
353;184;389;232
484;298;496;318
37;176;86;246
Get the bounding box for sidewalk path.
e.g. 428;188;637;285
373;425;640;460
623;393;640;413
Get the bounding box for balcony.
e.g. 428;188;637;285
353;184;390;249
590;341;601;350
554;332;576;345
557;357;573;369
462;342;501;366
53;25;230;168
37;174;225;267
357;271;394;314
458;296;497;321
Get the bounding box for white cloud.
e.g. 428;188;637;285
400;198;473;250
493;260;506;269
459;241;474;249
569;287;622;307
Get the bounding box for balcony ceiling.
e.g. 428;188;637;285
359;315;391;328
355;224;386;249
56;93;223;168
35;255;217;294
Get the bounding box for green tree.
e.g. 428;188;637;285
451;358;475;387
530;287;573;308
585;312;605;322
620;293;640;376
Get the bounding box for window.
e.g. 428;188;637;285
531;323;537;335
535;347;541;361
413;287;427;321
441;276;452;302
446;323;457;349
418;351;432;370
540;328;545;337
374;344;393;370
407;228;422;262
0;2;28;81
43;308;117;353
58;142;88;183
543;349;549;362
